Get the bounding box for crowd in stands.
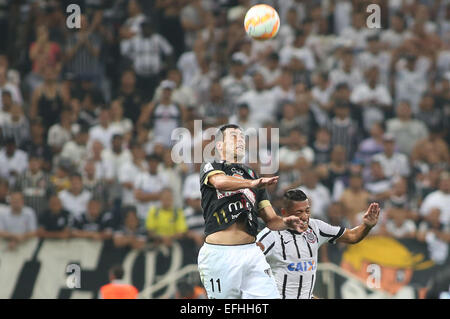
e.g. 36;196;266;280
0;0;448;266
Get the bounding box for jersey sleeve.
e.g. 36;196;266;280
313;219;346;246
256;228;276;258
199;162;225;187
256;188;272;211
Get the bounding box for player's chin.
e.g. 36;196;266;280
299;220;309;232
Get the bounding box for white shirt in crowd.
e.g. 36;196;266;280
133;171;168;220
279;45;316;71
58;189;92;219
372;152;410;178
88;124;123;150
101;148;132;180
386;118;429;155
60;141;88;169
118;161;147;206
279;146;315;166
420;190;450;226
237;89;276;128
0;148;28;186
122;33;173;76
385;219;417;238
0;206;37;234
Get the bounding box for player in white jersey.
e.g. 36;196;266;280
256;189;380;299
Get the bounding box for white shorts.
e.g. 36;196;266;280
197;242;281;299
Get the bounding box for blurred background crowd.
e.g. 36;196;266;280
0;0;448;267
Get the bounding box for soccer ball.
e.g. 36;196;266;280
244;4;280;40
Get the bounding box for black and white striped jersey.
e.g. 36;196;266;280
256;218;345;299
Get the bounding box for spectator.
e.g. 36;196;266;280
180;0;206;50
365;160;393;204
382;206;417;239
328;100;359;161
417;208;450;265
101;134;132;182
394;53;429;114
29;65;66;133
237;71;276;128
20;119;53;172
420;172;450;226
0;192;37;250
113;206;147;250
71;199;114;240
122;19;173;100
99;264;139;299
311;127;332;165
152;68;196;109
220;53;252;107
58;173;92;220
296;169;331;220
350;66;393;133
200;81;233;126
47;107;77;154
159;149;184;209
372;133;411;179
329;48;363;90
133;154;168;221
355;122;385;170
145;188;187;246
280;29;316;72
88;107;122;150
411;126;449;166
64;14;103;82
15;154;52;216
82;160;110;210
1;104;30;148
37;195;71;239
138;80;184;148
109;100;133;143
339;173;371;225
228;102;258;132
0;137;28;187
26;25;62;95
416;93;444;132
0;178;9;208
50;159;72;193
0;66;22;111
113;70;144;125
60;124;89;170
386;101;429;155
318;145;350;200
183;189;205;248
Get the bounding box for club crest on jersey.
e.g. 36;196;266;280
304;229;316;244
231;167;244;178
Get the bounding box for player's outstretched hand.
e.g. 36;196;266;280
363;202;380;228
251;176;279;189
283;215;302;232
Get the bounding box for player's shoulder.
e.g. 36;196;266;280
256;227;276;242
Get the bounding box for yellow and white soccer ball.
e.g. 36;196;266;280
244;4;280;40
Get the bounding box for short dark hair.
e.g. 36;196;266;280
109;265;124;280
215;124;243;142
283;189;308;209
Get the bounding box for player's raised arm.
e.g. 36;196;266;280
337;202;380;244
258;204;302;232
208;174;279;192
